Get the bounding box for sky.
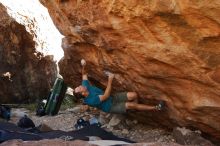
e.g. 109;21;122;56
0;0;64;62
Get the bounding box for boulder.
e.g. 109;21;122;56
0;4;57;103
40;0;220;141
172;127;214;146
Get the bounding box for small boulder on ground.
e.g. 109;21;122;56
172;127;214;146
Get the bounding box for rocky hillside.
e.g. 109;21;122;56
0;4;57;103
40;0;220;141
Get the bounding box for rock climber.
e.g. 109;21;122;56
73;59;165;114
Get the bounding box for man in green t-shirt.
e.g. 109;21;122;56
74;59;165;114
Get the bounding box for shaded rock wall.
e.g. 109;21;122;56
0;4;57;103
40;0;220;140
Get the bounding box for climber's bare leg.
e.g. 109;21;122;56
127;92;138;103
125;102;156;111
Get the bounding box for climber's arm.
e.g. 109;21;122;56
99;73;114;101
82;65;88;80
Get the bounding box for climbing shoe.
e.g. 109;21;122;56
155;101;165;111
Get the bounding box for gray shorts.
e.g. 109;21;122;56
109;92;128;114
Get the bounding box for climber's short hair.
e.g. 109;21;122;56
73;91;85;99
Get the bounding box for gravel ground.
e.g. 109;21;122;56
9;106;175;143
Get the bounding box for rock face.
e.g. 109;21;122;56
0;139;94;146
40;0;220;140
0;139;185;146
0;4;57;103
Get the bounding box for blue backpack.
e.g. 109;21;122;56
0;105;11;121
17;115;35;129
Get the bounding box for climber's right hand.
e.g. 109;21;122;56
81;59;86;66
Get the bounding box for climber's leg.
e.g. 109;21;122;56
125;102;157;111
127;92;138;103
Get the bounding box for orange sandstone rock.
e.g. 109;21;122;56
40;0;220;140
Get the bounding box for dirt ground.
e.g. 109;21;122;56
9;106;174;143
